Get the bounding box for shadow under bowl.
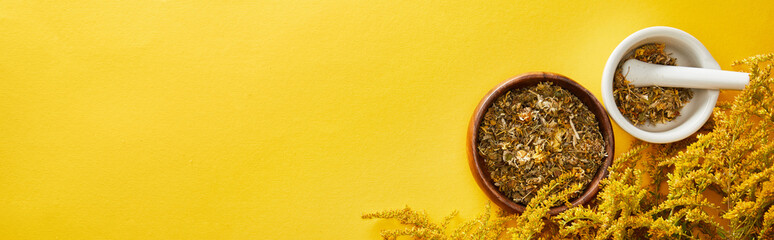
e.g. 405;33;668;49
467;72;615;215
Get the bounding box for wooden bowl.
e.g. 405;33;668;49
467;72;614;215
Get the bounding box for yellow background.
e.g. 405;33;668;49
2;1;773;239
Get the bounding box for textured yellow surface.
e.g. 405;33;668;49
2;1;774;239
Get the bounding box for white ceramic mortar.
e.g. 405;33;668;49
601;26;719;143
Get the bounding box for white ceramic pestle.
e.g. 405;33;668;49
621;59;749;90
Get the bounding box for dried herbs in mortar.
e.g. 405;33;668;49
614;43;694;125
477;82;606;205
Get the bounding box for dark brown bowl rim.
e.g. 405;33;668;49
467;72;615;215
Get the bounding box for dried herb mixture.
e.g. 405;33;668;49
614;43;694;125
477;82;606;205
